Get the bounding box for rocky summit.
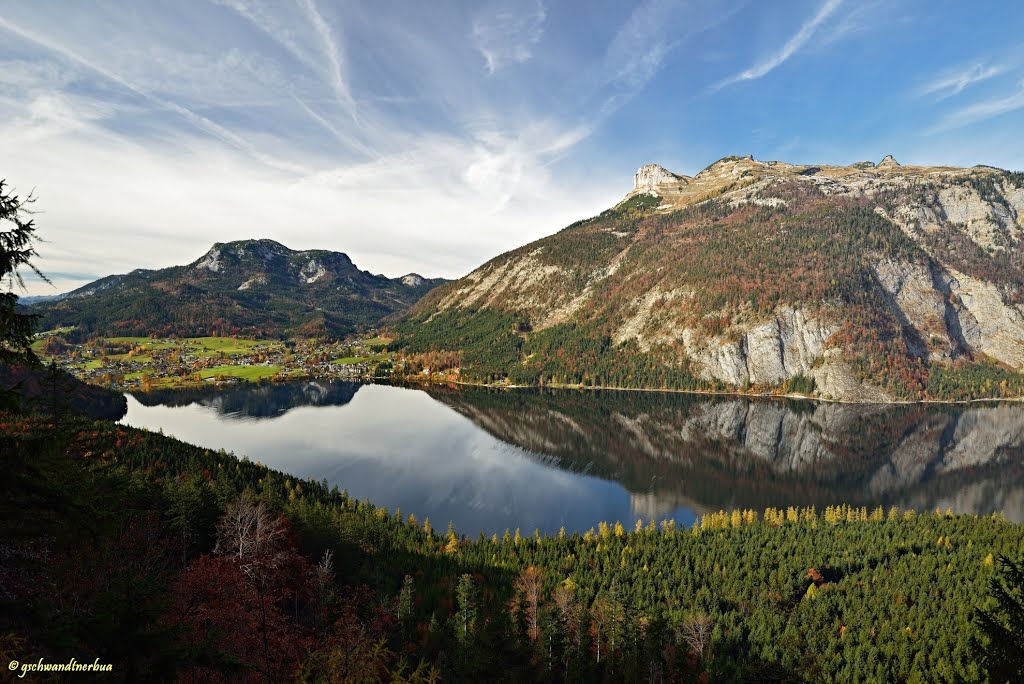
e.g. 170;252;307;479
396;155;1024;402
32;239;446;338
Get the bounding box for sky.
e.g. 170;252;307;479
2;0;1023;296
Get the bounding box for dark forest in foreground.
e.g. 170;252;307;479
2;411;1022;682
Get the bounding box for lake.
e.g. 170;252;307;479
120;381;1024;536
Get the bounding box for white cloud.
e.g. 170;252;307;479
213;0;337;84
296;0;356;114
716;0;843;89
472;0;546;75
930;80;1024;132
2;80;618;296
600;0;742;113
920;62;1007;99
0;58;73;91
0;1;747;298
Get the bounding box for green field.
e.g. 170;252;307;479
101;336;279;357
331;352;389;365
33;332;381;388
360;335;391;346
185;337;277;355
197;364;282;381
33;326;77;338
105;336;180;350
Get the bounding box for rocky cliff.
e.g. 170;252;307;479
398;155;1024;401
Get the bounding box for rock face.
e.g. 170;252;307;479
632;164;689;196
877;154;901;170
868;256;1024;369
680;307;835;387
401;155;1024;401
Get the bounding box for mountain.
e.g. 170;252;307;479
30;239;446;338
395;156;1024;401
17;294;62;305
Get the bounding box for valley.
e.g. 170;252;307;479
32;331;394;390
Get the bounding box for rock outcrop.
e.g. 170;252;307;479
631;164;690;196
401;274;426;287
877;154;901;170
680;307;835;387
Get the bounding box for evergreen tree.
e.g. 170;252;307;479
0;179;46;367
977;556;1024;682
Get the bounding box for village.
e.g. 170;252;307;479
31;331;397;390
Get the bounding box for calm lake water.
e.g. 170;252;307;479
120;381;1024;535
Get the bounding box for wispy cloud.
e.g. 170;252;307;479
296;0;355;114
5;0;1018;299
0;3;622;295
601;0;740;113
930;79;1024;132
472;0;546;75
920;62;1007;99
0;15;309;175
716;0;843;89
603;0;677;92
461;122;592;211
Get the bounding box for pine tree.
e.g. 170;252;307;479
1;180;47;368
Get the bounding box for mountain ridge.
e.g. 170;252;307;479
395;155;1024;402
31;238;446;338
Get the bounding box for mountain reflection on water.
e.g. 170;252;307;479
121;381;1024;534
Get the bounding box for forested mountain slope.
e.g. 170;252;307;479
31;239;445;338
396;156;1024;401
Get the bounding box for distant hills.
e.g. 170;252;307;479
395;155;1024;401
30;239;446;338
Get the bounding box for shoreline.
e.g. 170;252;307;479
389;375;1024;407
108;370;1024;407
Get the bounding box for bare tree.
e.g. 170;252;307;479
314;549;334;629
680;613;713;663
214;495;287;579
554;581;583;672
214;495;291;680
514;565;545;642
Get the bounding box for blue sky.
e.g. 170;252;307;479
2;0;1023;295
